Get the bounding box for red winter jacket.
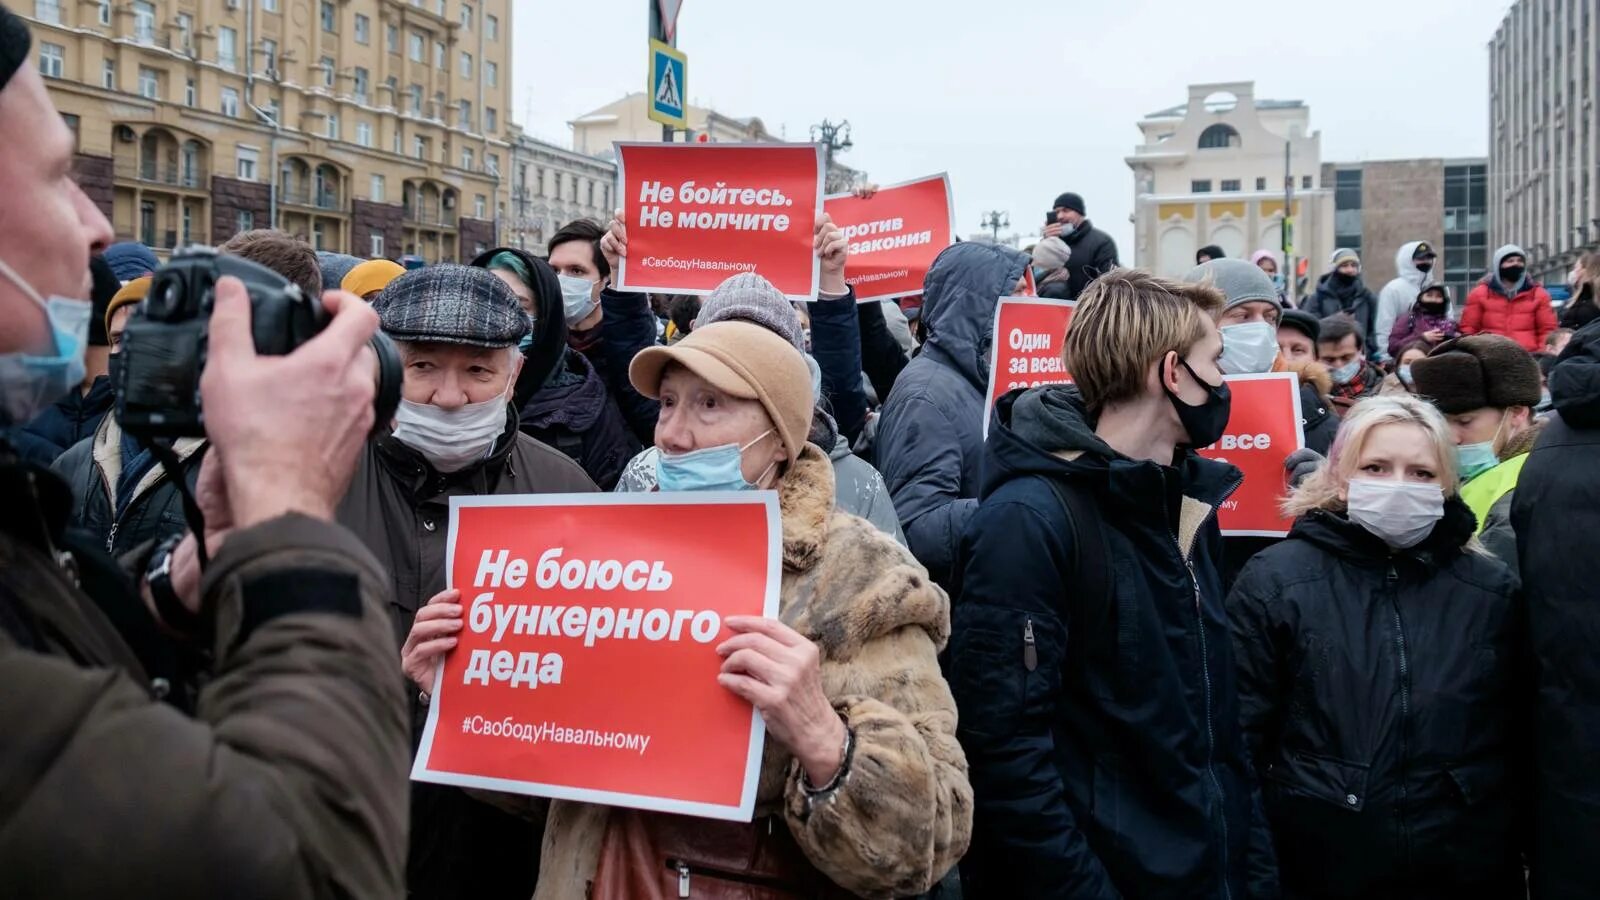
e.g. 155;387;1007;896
1461;276;1556;352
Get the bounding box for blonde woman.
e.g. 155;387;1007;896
1227;395;1524;900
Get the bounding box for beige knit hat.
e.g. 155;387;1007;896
629;321;812;464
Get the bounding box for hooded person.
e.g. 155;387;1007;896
613;273;904;544
470;246;639;491
334;264;597;900
1047;191;1120;299
101;240;158;283
1386;282;1459;358
1462;243;1558;352
1195;244;1226;264
1513;318;1600;900
1305;247;1380;347
1372;240;1439;360
10;254;120;464
1409;334;1543;576
1251;248;1289;304
1032;236;1073;299
874;241;1031;587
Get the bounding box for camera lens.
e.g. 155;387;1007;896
368;331;402;435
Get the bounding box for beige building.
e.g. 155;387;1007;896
505;130;616;252
23;0;512;264
1126;81;1334;291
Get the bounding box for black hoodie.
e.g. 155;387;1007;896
1512;316;1600;899
948;385;1276;899
468;246;568;409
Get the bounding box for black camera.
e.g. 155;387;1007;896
115;246;401;439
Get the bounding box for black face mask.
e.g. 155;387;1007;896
1164;355;1232;449
1333;270;1358;286
1415;260;1434;274
1500;265;1526;285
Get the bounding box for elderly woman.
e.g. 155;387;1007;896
1227;395;1522;900
403;320;970;898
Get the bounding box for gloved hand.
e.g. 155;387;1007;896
1284;447;1325;489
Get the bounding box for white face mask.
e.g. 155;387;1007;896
558;273;599;325
1219;320;1280;375
1346;479;1445;549
391;377;512;473
0;256;91;426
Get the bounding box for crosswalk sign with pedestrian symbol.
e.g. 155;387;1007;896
648;39;688;130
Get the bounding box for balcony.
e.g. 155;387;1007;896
403;204;457;229
280;187;346;213
115;157;206;190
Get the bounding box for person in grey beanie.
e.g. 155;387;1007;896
1044;191;1119;299
334;264;597;900
1032;236;1073;299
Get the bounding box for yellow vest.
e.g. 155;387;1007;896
1459;452;1528;534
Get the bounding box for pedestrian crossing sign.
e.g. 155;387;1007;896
648;39;687;129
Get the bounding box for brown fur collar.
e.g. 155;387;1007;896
1284;358;1333;400
777;443;835;572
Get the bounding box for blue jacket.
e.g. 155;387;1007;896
13;375;115;466
947;386;1277;899
874;242;1028;587
593;288;664;445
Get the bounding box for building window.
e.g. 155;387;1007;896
320;56;335;87
487;14;498;40
458;100;472;129
1302;175;1313;189
133;1;156;42
435;41;445;68
1255;177;1267;191
137;66;159;99
461;147;474;170
102;59;115;89
181;203;193;246
354;14;370;44
236;146;259;180
392;127;402;154
485;60;497;87
218;26;238;70
353;67;369;103
413;135;425;159
485;107;497;133
460;52;472;78
320;0;336;31
263;0;278;10
34;0;62;26
97;0;109;26
371;173;385;202
1191;179;1212;193
461;4;473;29
1198;124;1240;149
409;33;424;62
371;233;385;257
408;84;422;114
355;121;372;146
475;194;486;218
487;153;498;176
435;0;445;15
38;43;64;79
325;114;339;139
185;77;195;106
1220;179;1240;192
387;24;399;54
237;209;254;232
221;86;239;117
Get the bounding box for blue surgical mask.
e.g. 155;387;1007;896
656;429;776;492
0;256;90;426
1397;364;1414;387
1219;321;1280;375
1457;441;1498;481
1271;272;1286;291
558;273;599;325
1330;359;1362;385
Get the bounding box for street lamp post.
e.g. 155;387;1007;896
810;119;853;193
981;210;1009;245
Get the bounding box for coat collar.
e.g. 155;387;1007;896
777;443;834;572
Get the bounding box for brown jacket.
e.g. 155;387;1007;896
0;464;409;899
526;444;972;899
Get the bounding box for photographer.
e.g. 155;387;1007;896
0;13;407;897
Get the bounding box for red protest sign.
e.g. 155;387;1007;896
1196;372;1305;537
615;142;824;300
823;173;953;302
982;295;1076;436
412;492;781;821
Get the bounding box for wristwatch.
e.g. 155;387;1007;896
146;533;198;634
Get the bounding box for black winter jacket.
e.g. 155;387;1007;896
13;375;115;466
1060;220;1119;300
948;386;1276;899
1513;318;1600;900
806;287;871;445
874;242;1029;588
519;349;639;491
1229;502;1524;900
592;288;664;445
1304;274;1379;350
52;415;202;559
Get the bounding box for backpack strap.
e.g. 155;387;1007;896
1041;476;1111;615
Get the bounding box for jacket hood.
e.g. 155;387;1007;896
1551;320;1600;427
1487;243;1532;296
469;246;568;408
918;241;1030;390
518;348;606;431
1289;496;1478;566
1393;240;1436;290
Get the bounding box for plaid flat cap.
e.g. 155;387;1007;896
375;264;528;348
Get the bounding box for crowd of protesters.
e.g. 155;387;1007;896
6;5;1600;897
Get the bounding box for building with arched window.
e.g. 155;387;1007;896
1125;81;1334;295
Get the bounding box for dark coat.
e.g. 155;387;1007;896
858;299;911;406
1557;284;1598;330
519;349;639;491
1513;319;1600;900
874;241;1029;588
468;247;569;413
1060;220;1120;299
1229;501;1523;900
592;288;663;445
806;287;870;444
13;375;115;466
1387;302;1460;358
336;410;597;900
1305;273;1380;348
948;386;1275;899
52;414;202;559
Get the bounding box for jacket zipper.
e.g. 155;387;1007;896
1023;617;1038;671
1387;562;1412;868
665;858;801;897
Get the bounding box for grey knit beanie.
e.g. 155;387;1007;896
1031;236;1072;271
1184;258;1279;312
696;272;805;353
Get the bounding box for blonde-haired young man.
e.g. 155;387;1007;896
947;269;1279;898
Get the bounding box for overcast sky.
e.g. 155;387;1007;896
513;0;1516;263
